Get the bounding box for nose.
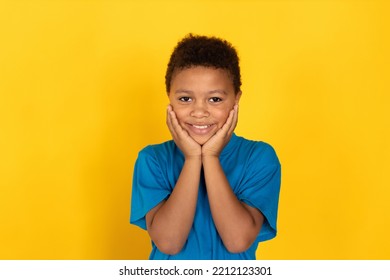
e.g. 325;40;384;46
190;100;209;118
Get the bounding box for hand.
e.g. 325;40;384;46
202;105;238;158
166;105;202;159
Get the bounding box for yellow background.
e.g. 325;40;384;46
1;0;389;259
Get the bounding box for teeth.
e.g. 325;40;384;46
193;125;209;129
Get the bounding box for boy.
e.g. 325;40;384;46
130;34;281;260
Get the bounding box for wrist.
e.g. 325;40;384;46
185;154;202;162
201;154;220;161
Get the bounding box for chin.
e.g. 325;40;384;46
192;134;212;146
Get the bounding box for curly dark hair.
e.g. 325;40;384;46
165;34;241;94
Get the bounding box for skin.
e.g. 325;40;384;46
146;66;264;255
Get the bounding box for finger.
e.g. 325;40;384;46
169;109;181;132
169;108;190;141
227;104;239;135
166;105;173;131
220;108;235;136
166;105;178;139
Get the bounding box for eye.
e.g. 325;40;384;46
179;97;192;102
209;97;222;103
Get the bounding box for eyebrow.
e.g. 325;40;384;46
208;89;227;95
174;89;227;95
175;89;193;94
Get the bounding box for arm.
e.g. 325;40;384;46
145;106;202;255
202;105;264;253
202;156;264;253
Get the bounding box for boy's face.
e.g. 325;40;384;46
168;66;241;145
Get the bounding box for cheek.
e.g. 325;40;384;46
172;107;187;123
214;108;232;126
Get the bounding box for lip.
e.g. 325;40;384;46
186;123;216;135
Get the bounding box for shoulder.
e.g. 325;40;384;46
136;139;183;169
138;139;176;158
233;135;280;166
133;140;176;178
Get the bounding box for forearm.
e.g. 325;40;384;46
203;156;263;253
147;156;202;254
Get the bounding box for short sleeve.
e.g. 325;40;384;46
237;143;281;242
130;146;171;230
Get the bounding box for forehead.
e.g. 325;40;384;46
170;66;234;92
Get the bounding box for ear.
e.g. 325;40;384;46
235;91;242;105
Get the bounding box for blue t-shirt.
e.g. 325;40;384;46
130;134;281;260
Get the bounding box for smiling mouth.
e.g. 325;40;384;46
186;123;215;135
192;124;212;129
